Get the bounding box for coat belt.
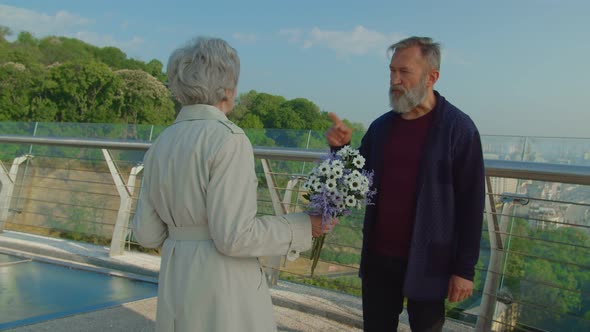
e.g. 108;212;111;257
167;225;211;241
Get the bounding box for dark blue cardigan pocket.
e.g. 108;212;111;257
425;241;453;276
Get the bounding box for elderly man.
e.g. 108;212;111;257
326;36;485;331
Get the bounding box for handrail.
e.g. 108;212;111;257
485;159;590;185
1;134;590;185
0;135;152;150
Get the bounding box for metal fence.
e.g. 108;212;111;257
1;129;589;332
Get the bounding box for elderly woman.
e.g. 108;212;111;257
132;37;328;331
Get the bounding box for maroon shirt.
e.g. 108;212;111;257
369;109;435;258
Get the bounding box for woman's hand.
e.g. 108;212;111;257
310;215;339;237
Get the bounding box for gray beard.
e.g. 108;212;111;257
389;78;428;114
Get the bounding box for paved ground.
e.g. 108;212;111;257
0;231;473;331
4;297;365;332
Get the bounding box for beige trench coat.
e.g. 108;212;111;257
132;104;312;332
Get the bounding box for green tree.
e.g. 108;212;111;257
239;113;264;129
95;46;127;69
0;62;34;121
249;92;287;126
28;97;59;122
283;98;331;130
0;61;58;122
229;90;258;124
265;105;305;129
123;58;147;70
145;59;165;81
114;69;175;127
504;220;590;329
520;258;581;327
16;31;37;46
0;25;12;43
38;36;94;65
44;61;122;122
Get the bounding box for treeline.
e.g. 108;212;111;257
501;219;590;330
0;26;365;136
0;26;175;125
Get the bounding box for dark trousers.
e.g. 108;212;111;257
361;254;445;332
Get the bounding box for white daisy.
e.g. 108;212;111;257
325;179;337;192
336;145;352;158
350;170;362;179
345;195;357;207
331;160;344;168
312;182;322;192
318;161;331;176
349;179;361;191
301;181;310;191
353;155;365;168
331;166;344;178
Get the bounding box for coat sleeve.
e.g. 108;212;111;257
206;134;312;260
131;152;168;248
452;124;486;280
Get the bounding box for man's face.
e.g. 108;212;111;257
388;46;429;114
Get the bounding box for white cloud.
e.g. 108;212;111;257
278;28;303;44
281;25;405;57
233;32;258;44
0;5;145;54
70;31;144;50
0;5;94;36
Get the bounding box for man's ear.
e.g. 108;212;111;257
427;70;440;87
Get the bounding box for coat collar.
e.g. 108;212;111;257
173;104;228;124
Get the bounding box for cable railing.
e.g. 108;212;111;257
1;134;590;331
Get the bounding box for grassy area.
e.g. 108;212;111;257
280;272;362;296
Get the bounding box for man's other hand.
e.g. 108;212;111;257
447;275;474;302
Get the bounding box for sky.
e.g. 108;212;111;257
1;0;589;137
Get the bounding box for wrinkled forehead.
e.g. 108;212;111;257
390;46;427;68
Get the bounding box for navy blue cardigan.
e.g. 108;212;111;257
357;91;485;301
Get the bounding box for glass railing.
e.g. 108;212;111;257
3;121;590;165
1;122;590;331
481;134;590;166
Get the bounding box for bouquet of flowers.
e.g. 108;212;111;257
302;145;376;276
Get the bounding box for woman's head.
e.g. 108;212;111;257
167;37;240;106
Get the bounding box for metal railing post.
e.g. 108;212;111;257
477;177;503;331
260;159;287;286
102;149;143;256
124;164;143;250
0;155;31;232
477;184;528;331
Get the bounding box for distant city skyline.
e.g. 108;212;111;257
1;1;589;137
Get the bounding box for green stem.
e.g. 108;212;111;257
310;234;326;277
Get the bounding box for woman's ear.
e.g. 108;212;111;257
222;89;235;101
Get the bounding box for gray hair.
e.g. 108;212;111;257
388;36;441;71
167;37;240;106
